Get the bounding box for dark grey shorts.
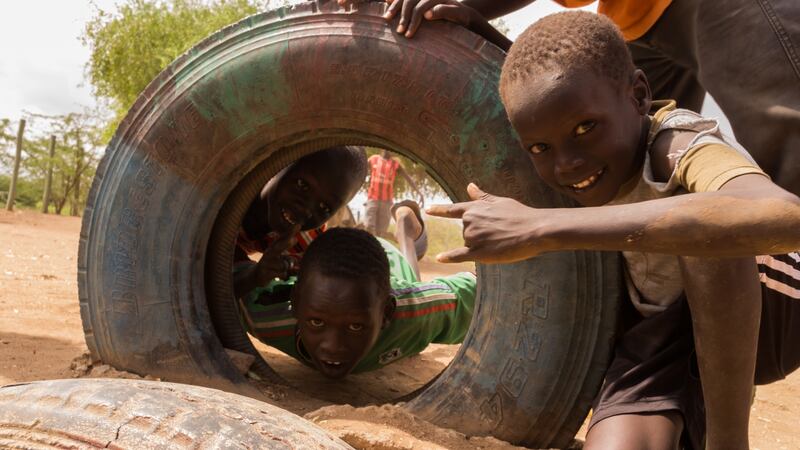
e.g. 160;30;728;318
590;252;800;449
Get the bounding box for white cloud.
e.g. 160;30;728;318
0;0;117;119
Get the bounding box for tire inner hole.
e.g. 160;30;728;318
211;145;476;406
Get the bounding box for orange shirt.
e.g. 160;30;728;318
555;0;672;41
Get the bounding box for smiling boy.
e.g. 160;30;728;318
233;146;367;299
428;11;800;450
239;204;475;378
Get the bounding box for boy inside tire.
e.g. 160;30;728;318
238;201;476;378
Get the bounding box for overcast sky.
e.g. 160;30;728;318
0;0;729;134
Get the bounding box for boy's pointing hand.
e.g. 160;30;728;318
256;224;301;282
426;183;548;264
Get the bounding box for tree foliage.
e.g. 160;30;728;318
363;148;447;201
0;112;104;214
82;0;263;139
489;17;510;36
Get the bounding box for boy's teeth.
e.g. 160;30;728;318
282;209;296;225
324;360;341;366
571;169;604;189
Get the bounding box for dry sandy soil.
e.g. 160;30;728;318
0;209;798;449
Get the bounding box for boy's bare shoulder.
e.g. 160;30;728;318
648;128;699;182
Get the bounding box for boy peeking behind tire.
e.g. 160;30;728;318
233;146;367;300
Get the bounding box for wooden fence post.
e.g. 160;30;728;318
5;119;26;211
71;132;83;217
42;135;56;213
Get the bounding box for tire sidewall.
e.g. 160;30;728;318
81;3;620;447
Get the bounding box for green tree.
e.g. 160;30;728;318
363;148;447;201
489;17;510;36
82;0;264;140
0;112;103;215
0;118;17;172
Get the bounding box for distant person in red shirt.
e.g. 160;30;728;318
365;150;423;239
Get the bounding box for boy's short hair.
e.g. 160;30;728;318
296;227;390;301
499;11;635;100
296;146;368;185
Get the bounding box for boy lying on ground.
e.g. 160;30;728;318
233;146;367;299
238;202;476;378
428;12;800;450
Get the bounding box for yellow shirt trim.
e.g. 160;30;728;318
676;143;768;193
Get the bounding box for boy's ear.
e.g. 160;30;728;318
381;295;396;329
630;69;652;115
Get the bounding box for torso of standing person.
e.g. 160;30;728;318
367;154;401;201
555;0;672;40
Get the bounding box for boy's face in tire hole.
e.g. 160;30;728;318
262;157;358;234
292;272;394;378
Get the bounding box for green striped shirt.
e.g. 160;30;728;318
239;238;476;373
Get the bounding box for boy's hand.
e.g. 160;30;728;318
427;183;546;264
254;224;301;283
383;0;477;38
337;0;511;50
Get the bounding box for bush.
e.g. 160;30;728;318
0;174;43;208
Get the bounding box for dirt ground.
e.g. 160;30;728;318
1;209;798;449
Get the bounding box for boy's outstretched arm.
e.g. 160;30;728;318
428;176;800;263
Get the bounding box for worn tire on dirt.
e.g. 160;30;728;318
0;378;351;449
78;1;622;447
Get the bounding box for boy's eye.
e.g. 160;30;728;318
308;318;324;327
529;143;550;155
348;324;364;332
296;178;308;191
574;121;596;136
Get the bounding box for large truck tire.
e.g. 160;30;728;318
0;379;351;449
78;1;622;447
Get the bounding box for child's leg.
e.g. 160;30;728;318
589;298;706;449
590;252;800;449
392;200;426;280
679;256;761;450
365;199;380;235
375;200;393;239
585;412;683;450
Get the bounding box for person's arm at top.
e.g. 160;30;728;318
338;0;518;49
391;0;517;48
427;176;800;263
337;0;534;19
